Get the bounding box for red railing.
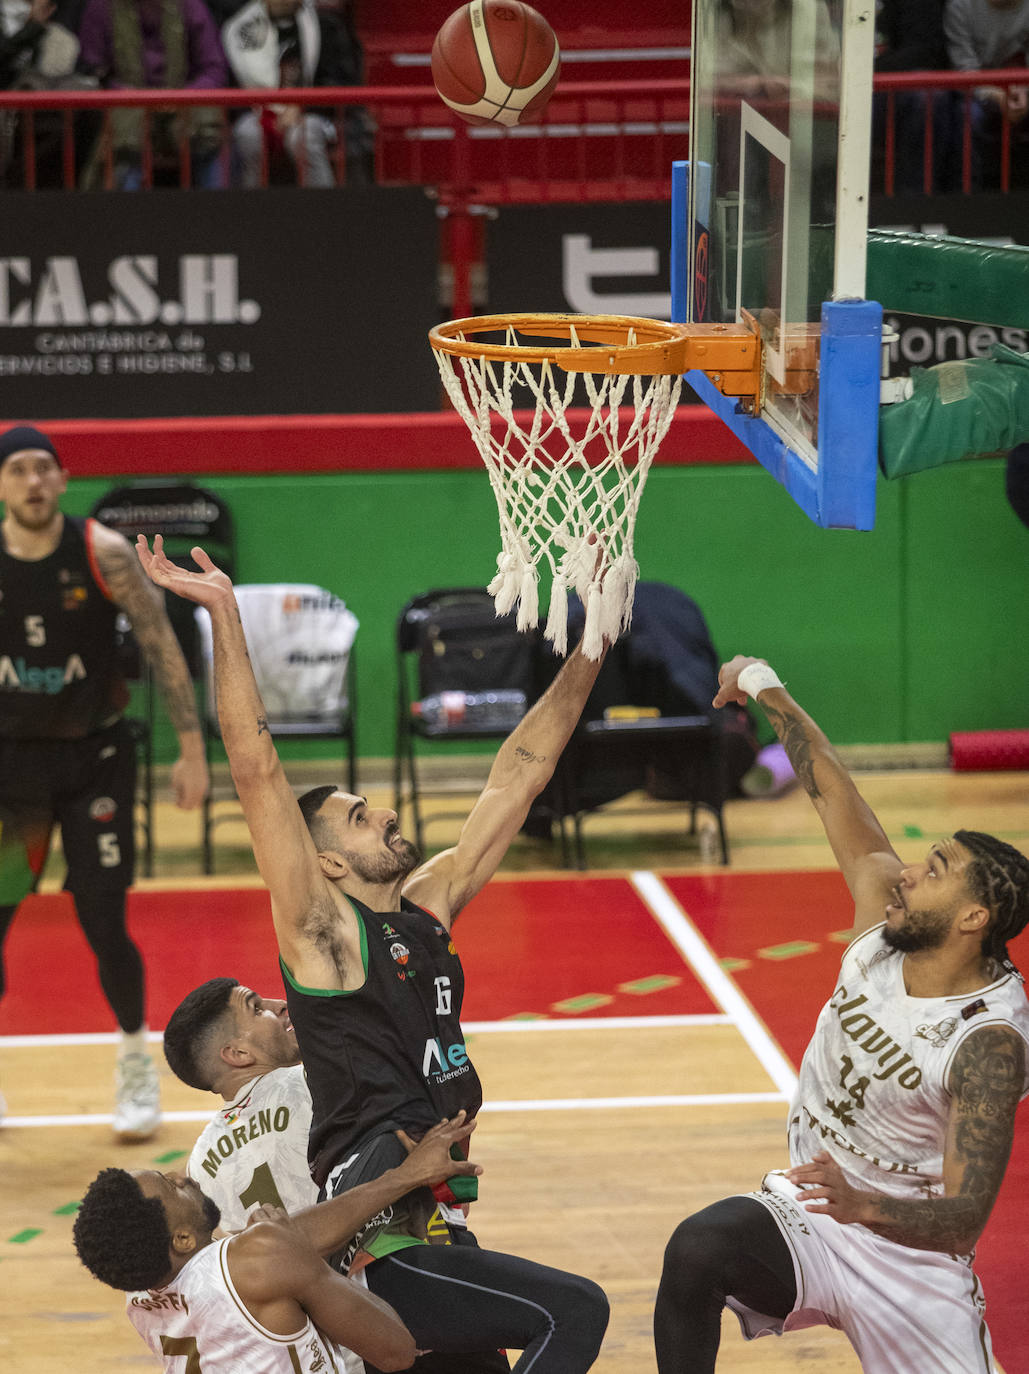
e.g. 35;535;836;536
873;67;1029;196
3;70;1026;195
0;70;1025;317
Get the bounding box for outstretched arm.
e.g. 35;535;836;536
714;655;902;932
786;1025;1025;1254
404;639;606;924
136;538;343;983
90;523;208;809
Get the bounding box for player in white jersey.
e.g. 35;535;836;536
127;1234;361;1374
654;655;1029;1374
162;976;319;1229
73;1112;480;1373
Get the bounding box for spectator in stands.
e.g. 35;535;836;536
944;0;1029;187
77;0;229;189
714;0;840;220
874;0;959;193
221;0;365;187
1;0;97;186
2;0;56;86
715;0;839;104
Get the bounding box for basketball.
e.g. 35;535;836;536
431;0;561;128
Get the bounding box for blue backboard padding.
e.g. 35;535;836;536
671;160;689;324
685;367;821;516
818;298;882;531
671;158;710;323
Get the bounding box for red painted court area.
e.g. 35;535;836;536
2;870;1027;1371
0;875;718;1034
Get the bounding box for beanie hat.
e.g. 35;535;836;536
0;426;62;470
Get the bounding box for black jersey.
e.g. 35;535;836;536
283;893;483;1187
0;517;129;740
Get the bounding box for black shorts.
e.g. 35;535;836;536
0;719;137;905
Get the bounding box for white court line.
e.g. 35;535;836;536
630;870;800;1099
1;879;794;1127
0;1014;730;1050
1;1092;787;1131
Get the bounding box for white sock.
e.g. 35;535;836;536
119;1027;150;1060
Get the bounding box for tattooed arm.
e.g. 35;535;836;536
405;639;607;926
713;654;902;929
788;1025;1025;1253
136;538;356;988
90;522;208;809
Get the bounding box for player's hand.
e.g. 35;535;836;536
395;1111;481;1189
245;1203;291;1228
712;654;765;709
784;1151;878;1225
170;750;209;809
136;535;235;608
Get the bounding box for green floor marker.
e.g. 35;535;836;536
904;825;923;838
153;1150;188;1165
9;1229;43;1244
552;993;613;1013
504;1012;548;1020
618;975;681;995
53;1202;80;1216
719;957;751;972
757;940;820;961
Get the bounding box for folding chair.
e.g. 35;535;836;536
393;588;539;851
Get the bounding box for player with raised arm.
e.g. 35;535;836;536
137;535;610;1374
73;1114;479;1373
654;654;1029;1373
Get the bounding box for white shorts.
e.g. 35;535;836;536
729;1171;995;1374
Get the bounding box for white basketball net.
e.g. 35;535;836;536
433;324;683;661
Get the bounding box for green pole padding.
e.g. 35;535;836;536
879;345;1029;478
867;231;1029;328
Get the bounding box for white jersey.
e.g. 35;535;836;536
188;1067;319;1233
790;923;1029;1203
127;1238;359;1373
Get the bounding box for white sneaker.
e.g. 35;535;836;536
113;1053;161;1141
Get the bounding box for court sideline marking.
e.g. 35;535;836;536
0;873;798;1127
630;870;800;1098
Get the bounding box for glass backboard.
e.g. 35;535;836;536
671;0;882;529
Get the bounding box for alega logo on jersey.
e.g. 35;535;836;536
422;1035;470;1082
0;653;86;693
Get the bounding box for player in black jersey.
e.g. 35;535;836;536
139;534;611;1373
0;426;209;1139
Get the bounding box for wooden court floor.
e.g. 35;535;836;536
2;766;1028;1374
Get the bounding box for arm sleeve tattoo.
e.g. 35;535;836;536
871;1025;1024;1252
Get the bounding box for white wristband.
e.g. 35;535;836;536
737;662;784;700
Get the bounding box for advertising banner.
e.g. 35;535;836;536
0;187;440;418
487;193;1029;378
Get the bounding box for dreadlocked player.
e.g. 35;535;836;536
655;655;1029;1374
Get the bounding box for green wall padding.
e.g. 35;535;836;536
66;460;1029;762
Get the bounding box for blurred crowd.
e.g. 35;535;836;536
0;0;370;186
1;0;1028;190
873;0;1029;191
